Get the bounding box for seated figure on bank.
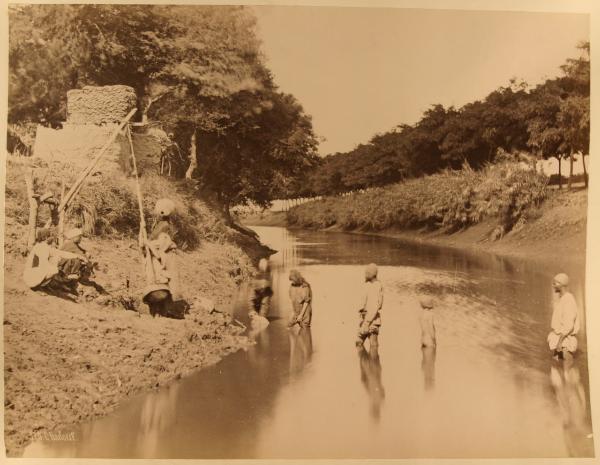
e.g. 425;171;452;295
23;228;87;293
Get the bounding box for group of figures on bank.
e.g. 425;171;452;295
23;197;185;318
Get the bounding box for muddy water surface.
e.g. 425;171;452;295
23;226;593;458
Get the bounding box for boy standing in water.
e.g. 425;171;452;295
356;263;383;348
419;296;437;348
288;269;312;328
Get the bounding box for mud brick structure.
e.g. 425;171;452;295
66;85;137;125
33;86;165;175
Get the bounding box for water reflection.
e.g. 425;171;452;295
357;346;385;422
23;226;592;459
421;346;436;391
289;327;313;376
549;358;594;457
134;382;180;456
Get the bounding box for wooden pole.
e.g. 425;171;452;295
25;170;39;250
58;179;66;247
126;125;157;285
58;108;137;214
126;125;148;240
185;128;197;180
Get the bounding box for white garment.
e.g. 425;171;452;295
547;291;580;352
361;280;383;324
23;242;59;288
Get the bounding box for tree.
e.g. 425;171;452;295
183;90;319;218
302;43;588;196
9;4;319;217
9;4;173;124
524;78;567;188
557;96;589;188
524;42;589;189
557;41;590;188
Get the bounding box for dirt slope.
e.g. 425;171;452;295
3;156;272;456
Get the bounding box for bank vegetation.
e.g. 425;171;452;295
288;157;549;240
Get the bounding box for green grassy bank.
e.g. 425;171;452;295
288;161;548;238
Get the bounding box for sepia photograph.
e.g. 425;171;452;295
2;0;597;461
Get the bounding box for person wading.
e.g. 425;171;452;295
547;273;580;361
288;269;312;328
356;263;384;349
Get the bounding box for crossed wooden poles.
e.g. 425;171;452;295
25;109;137;249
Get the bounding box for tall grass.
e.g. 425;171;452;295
5;157;231;250
288;161;548;235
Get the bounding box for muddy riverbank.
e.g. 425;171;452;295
3;231;270;457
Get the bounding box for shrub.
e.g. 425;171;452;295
289;160;548;235
4;158;234;250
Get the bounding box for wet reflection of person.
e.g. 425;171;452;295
249;258;273;319
421;346;436;391
357;345;385;422
549;357;594;457
289;327;313;375
419;296;437;391
135;382;181;457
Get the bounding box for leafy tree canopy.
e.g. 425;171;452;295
9;4;319;211
300;41;589;197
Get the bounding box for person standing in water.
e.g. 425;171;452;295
356;263;383;348
547;273;580;360
288;269;312;328
419;296;436;348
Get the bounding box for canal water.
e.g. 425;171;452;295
24;226;594;459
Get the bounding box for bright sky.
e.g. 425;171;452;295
253;6;589;155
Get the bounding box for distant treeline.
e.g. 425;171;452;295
288;42;589;198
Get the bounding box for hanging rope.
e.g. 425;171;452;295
125;124;148;244
126;124;161;291
126;125;173;307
